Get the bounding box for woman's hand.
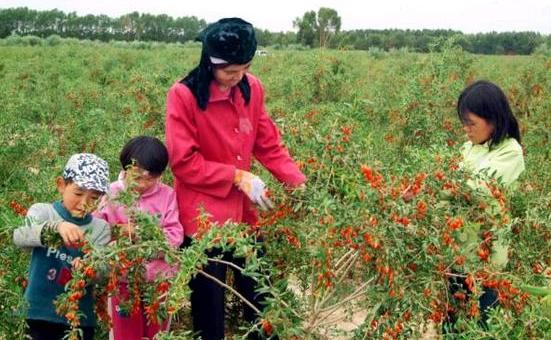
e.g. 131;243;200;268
234;170;274;211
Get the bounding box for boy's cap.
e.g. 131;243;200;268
62;153;110;193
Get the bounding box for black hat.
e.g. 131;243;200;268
181;18;256;110
199;17;257;65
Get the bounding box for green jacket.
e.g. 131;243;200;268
461;137;525;189
459;138;525;269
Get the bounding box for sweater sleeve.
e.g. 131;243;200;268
165;84;236;198
90;219;111;247
13;203;57;248
160;189;184;248
252;80;306;187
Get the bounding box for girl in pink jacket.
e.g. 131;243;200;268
95;136;183;339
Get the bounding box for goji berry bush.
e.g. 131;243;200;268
0;38;549;339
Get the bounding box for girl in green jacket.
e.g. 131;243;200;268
458;80;525;189
446;80;525;331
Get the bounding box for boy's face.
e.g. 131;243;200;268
124;167;160;195
56;178;103;218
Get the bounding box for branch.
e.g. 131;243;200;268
315;306;365;329
311;289;367;330
207;257;246;273
317;252;359;309
333;248;356;270
334;251;359;280
308;278;373;331
319;278;373;315
198;269;261;314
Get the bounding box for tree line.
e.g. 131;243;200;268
1;7;549;54
0;7;206;42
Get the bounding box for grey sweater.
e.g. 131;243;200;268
13;202;110;327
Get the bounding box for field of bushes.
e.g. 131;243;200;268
0;38;549;339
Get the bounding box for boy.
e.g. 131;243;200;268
13;153;111;340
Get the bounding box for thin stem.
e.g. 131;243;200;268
444;272;467;278
207;257;246;273
333;248;356;270
318;252;359;309
310;278;373;330
310;262;320;311
334;251;359;281
98;243;161;259
277;295;303;320
319;278;373;315
198;269;261;314
166;314;172;331
316;307;365;329
313;249;356;312
311;290;366;330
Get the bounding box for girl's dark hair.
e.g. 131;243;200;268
119;136;168;176
457;80;521;147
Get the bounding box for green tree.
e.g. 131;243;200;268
178;16;206;42
316;7;341;47
293;10;317;47
294;8;341;48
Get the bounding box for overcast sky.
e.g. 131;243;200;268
2;0;550;34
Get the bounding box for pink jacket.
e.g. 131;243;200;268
95;173;184;281
166;74;306;236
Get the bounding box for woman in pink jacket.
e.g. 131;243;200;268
95;136;184;339
165;18;305;339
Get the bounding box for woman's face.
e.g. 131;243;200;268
213;62;251;90
461;111;494;144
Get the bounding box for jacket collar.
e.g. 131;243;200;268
53;200;92;226
209;81;232;103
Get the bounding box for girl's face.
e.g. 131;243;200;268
124;167;160;194
461;112;494;145
212;63;251;91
